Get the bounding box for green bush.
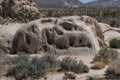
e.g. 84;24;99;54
106;58;120;79
60;57;89;74
39;54;59;68
109;39;120;48
16;8;40;23
7;53;59;80
93;47;119;64
7;53;30;79
7;54;89;79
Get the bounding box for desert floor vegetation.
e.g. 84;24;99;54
6;53;89;80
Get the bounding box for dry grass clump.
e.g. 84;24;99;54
92;47;119;64
91;61;105;70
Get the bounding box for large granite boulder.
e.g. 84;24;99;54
1;16;120;54
11;16;104;54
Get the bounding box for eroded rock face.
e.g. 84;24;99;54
0;23;25;53
11;23;41;54
11;16;105;54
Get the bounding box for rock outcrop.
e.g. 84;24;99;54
99;23;120;45
0;0;41;18
11;16;104;54
0;16;120;54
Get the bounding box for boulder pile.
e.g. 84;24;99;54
0;0;41;18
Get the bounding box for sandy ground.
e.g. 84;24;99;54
0;54;107;80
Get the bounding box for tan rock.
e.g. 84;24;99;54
64;71;77;79
11;23;41;54
11;16;101;54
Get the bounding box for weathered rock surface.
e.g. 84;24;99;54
11;22;41;54
0;16;120;54
99;23;120;45
11;16;103;54
0;23;25;53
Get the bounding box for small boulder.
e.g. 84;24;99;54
64;71;77;79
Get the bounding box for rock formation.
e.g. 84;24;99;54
0;23;25;53
0;16;120;54
0;0;41;18
11;16;104;54
99;23;120;45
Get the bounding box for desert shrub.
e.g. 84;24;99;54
7;53;30;79
0;40;12;68
92;47;119;64
16;8;40;23
0;40;5;52
106;58;120;79
0;16;17;24
109;39;120;48
91;62;105;70
0;51;7;68
7;53;59;79
60;57;89;74
39;54;59;68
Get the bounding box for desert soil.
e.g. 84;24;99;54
46;54;107;80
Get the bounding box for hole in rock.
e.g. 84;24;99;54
25;34;31;44
31;25;35;33
20;45;29;53
60;22;82;31
69;36;76;47
60;22;75;31
55;38;68;49
45;29;54;44
42;45;48;52
55;28;63;35
79;37;92;48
